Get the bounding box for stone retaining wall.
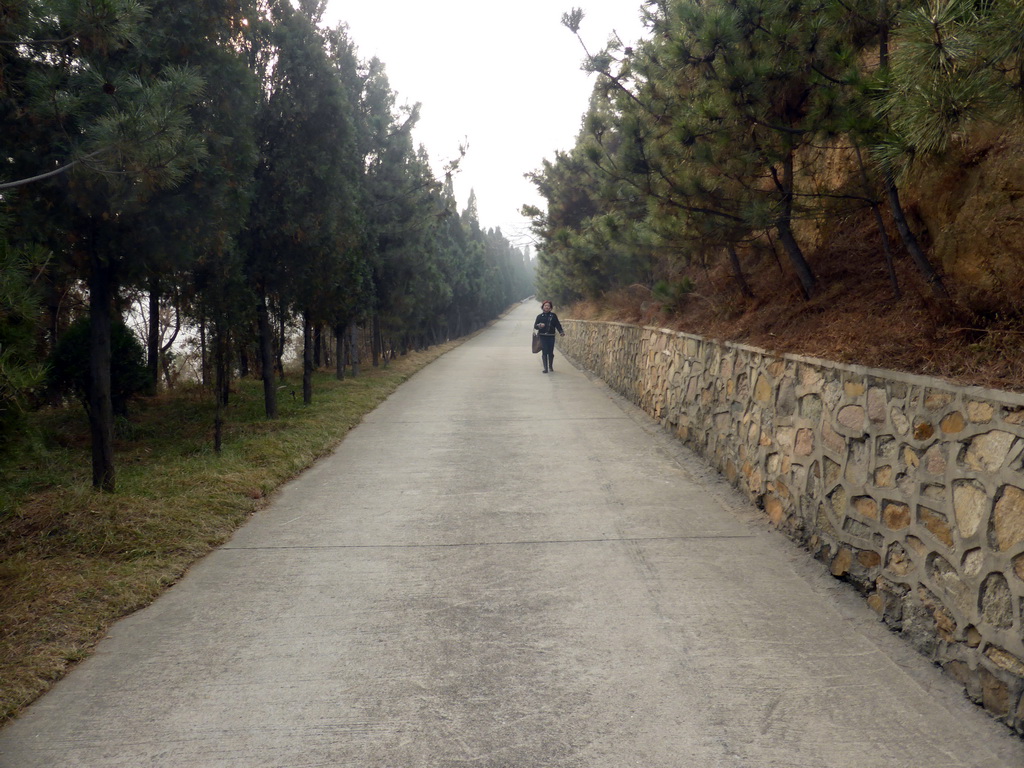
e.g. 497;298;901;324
559;319;1024;733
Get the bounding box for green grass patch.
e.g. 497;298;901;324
0;342;459;723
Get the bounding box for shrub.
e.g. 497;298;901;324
49;317;149;417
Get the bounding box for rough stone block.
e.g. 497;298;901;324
941;411;967;434
822;420;846;454
967;401;996;423
953;479;989;539
993;485;1024;552
776;425;795;452
823;456;841;488
964;430;1017;472
961;548;984;577
867;387;887;423
1013;553;1024;583
823;380;843;412
844;380;866;398
795;428;814;456
917;584;958;642
876;435;897;458
903;593;941;656
1006;409;1024;426
945;660;983;702
829;485;848;519
799;393;823;424
886;542;914;576
925;391;955;411
903;445;920;469
777;377;797;415
924;444;948;476
754;374;773;404
838;404;866;430
806;461;823;497
918;506;954;548
966;624;984;647
765;495;786;526
906;535;927;557
874;578;908;626
815;502;838;537
980;667;1012;717
980;573;1014;629
831;547;853;576
845;440;868;485
883;501;911;530
843;516;873;539
928;553;973;616
913;419;935;441
853;495;879;520
868;592;886;615
891;407;911;436
857;550;882;568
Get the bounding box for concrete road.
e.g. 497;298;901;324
2;302;1023;768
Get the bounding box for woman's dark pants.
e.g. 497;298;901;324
540;335;555;372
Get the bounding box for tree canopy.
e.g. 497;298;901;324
527;0;1024;306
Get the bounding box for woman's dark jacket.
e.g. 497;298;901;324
534;311;564;336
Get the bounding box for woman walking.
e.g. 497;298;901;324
534;301;565;373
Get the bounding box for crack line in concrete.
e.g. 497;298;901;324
220;534;756;551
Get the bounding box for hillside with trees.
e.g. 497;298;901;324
527;0;1024;393
0;0;534;490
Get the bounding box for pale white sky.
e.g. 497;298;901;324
322;1;647;249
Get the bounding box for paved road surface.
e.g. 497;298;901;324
2;302;1023;767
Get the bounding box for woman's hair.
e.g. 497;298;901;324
541;301;553;309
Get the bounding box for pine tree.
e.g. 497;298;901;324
2;0;207;490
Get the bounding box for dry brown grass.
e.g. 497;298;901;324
0;341;464;724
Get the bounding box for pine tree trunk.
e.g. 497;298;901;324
726;245;755;298
147;278;160;393
776;221;816;300
874;15;946;299
776;151;817;300
199;318;208;387
276;306;286;382
257;292;278;419
214;326;227;453
302;310;313;405
335;323;345;381
372;315;380;370
349;322;360;377
883;173;949;299
88;235;116;492
853;144;901;299
372;313;381;368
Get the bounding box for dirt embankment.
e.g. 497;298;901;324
571;128;1024;394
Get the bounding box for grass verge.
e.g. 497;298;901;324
0;341;460;724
